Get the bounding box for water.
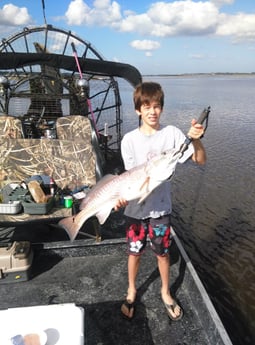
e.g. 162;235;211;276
119;75;255;345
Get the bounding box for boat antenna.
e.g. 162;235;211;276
42;0;47;25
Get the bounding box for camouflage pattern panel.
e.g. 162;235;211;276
0;138;96;190
0;116;24;139
56;115;92;142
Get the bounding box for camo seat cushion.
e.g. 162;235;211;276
56;115;104;180
0;138;96;190
0;116;24;139
56;115;91;141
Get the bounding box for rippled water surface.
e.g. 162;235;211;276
119;75;255;345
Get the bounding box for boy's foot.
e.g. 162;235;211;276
121;289;136;319
162;299;183;321
161;293;183;321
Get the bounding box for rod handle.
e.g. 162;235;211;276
197;106;211;125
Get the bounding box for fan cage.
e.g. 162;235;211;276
0;25;123;151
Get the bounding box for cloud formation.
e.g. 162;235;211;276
0;4;32;26
64;0;255;44
65;0;122;26
130;40;160;51
0;0;254;55
61;0;255;56
129;39;161;56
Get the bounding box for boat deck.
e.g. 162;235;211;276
0;222;231;345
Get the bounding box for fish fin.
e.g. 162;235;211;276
96;208;113;225
139;176;150;192
137;191;153;204
58;216;81;242
137;176;151;203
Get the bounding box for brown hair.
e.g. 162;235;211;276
133;82;164;111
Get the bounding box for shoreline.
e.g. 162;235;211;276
143;72;255;78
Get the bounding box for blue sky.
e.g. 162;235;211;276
0;0;254;74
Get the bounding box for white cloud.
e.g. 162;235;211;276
129;40;160;57
139;1;255;42
217;13;255;42
65;0;122;26
130;40;160;51
147;1;219;36
0;4;32;26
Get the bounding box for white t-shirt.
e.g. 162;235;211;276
121;124;194;219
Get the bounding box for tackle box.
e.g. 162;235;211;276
0;241;33;283
21;196;55;214
2;183;29;203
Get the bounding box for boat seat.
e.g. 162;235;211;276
0;115;24;139
56;115;104;181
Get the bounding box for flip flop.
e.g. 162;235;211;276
163;299;183;321
121;299;135;319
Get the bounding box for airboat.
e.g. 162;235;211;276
0;24;232;345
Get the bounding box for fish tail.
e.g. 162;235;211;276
58;216;81;242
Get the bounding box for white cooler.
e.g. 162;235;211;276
0;303;84;345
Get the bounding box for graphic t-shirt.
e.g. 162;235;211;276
121;125;194;219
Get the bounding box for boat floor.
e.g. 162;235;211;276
0;221;226;345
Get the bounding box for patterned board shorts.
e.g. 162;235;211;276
125;215;171;256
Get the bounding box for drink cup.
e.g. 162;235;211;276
64;196;73;208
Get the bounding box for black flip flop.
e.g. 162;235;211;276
121;300;135;319
163;299;183;321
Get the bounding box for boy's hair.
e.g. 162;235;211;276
133;82;164;111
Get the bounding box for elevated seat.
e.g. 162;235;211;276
56;115;104;181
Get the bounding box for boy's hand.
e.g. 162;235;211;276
187;119;205;140
114;198;128;211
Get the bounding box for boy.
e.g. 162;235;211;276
116;82;206;320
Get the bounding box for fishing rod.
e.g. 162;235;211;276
178;106;211;156
71;42;99;137
41;0;47;25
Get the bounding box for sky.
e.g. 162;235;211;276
0;0;254;74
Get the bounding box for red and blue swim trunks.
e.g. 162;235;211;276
125;215;171;256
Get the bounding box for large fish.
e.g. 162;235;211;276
59;148;181;241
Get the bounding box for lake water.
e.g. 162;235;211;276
119;75;255;345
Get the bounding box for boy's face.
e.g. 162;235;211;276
136;101;162;129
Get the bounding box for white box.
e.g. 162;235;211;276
0;303;84;345
0;201;22;214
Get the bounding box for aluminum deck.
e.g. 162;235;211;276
0;224;232;345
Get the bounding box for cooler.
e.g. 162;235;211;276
0;303;84;345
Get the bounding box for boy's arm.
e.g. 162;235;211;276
191;139;206;165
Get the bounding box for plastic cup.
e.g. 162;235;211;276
64;196;73;208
